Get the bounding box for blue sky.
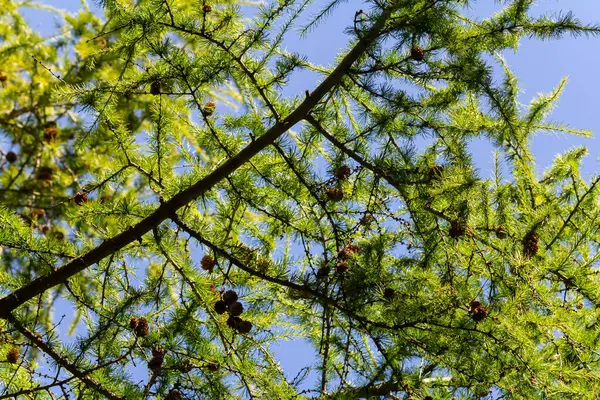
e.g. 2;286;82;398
15;0;600;396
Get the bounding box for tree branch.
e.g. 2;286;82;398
0;8;391;319
7;315;124;400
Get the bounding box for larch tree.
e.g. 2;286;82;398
0;0;599;398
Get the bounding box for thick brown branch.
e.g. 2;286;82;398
0;9;391;319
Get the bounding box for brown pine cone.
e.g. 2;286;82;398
203;101;216;117
5;151;17;163
136;317;149;337
150;81;161;95
227;315;241;330
335;261;349;274
178;360;194;373
222;290;238;305
229;301;243;317
359;214;374;226
469;301;487;322
522;231;539;258
36;166;53;181
411;46;425;61
335;165;352;180
338;244;359;259
214;300;227;315
6;348;19;364
326;188;344;202
237;319;252;334
74;191;88;205
148;355;164;370
206;360;220;372
317;266;331;278
44;127;59;142
31;209;45;218
201;254;215;272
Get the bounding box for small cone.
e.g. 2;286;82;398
214;300;227;315
5;151;17;163
317;266;330;278
150;81;161;95
469;301;487;322
427;165;443;180
326;188;344;202
6;348;19;364
229;301;243;316
495;225;507;239
237;319;252;334
523;231;539;258
222;290;238;305
411;46;425;61
203;101;216;117
136;317;149;337
74;191;88;205
335;261;349;274
335;165;351;180
201;255;215;272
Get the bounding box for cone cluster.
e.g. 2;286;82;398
215;290;253;334
335;261;349;274
338;244;359;260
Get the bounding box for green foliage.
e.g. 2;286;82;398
0;0;599;398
